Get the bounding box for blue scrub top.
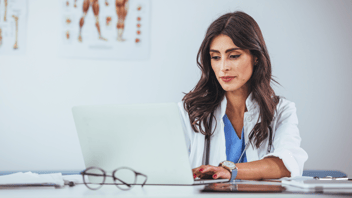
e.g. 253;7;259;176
223;114;247;163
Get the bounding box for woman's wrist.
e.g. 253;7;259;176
218;161;237;180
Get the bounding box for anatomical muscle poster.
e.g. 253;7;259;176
0;0;27;55
59;0;150;60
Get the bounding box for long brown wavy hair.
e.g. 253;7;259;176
182;11;280;149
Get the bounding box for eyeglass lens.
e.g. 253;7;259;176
83;167;106;190
113;168;137;190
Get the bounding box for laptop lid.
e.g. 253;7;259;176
72;103;194;185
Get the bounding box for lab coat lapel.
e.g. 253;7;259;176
243;93;260;162
208;96;227;166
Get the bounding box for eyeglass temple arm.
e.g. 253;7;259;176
136;172;148;187
111;175;135;187
83;173;131;187
83;173;104;177
109;175;131;187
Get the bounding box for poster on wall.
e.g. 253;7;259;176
0;0;27;55
59;0;150;60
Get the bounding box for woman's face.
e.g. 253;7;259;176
209;34;255;92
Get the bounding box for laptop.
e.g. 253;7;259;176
72;103;228;185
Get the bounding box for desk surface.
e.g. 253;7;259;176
0;184;351;198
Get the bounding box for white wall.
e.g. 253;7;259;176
1;0;351;176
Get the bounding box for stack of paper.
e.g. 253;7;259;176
0;172;64;187
282;179;352;189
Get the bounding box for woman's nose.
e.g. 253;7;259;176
220;59;230;72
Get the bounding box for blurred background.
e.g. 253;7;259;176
0;0;351;176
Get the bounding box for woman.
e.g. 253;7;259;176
178;11;308;181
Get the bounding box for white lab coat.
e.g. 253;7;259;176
177;93;308;177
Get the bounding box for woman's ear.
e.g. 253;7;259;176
254;57;258;65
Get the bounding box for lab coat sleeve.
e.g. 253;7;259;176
261;100;308;177
177;101;192;155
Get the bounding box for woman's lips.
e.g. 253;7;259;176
220;76;235;82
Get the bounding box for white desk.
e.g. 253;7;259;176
0;184;349;198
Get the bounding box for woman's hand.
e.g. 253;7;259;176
192;165;231;180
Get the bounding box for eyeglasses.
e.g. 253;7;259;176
81;166;148;190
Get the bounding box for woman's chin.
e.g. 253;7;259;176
221;85;241;92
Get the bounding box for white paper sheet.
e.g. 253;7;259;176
0;172;64;187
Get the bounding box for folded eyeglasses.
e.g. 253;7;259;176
81;166;148;190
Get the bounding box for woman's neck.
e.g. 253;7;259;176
225;85;250;115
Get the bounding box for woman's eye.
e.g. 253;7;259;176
230;55;241;59
211;56;220;60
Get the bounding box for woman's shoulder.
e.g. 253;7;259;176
177;101;194;128
277;97;297;113
274;97;298;124
177;101;187;116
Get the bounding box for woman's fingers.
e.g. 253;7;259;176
199;165;216;174
192;165;205;176
212;168;231;179
192;165;231;180
192;165;205;173
192;165;215;179
192;165;205;178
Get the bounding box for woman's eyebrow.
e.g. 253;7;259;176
225;48;241;53
209;48;241;53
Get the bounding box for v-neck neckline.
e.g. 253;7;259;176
223;114;243;140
